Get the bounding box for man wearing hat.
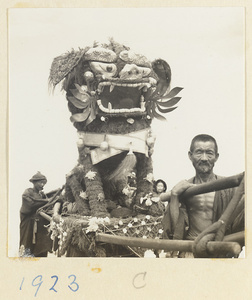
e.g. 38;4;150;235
19;172;60;257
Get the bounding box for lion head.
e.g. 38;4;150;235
49;38;182;127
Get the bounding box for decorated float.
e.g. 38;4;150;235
38;38;244;258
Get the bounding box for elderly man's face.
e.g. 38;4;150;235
188;141;219;174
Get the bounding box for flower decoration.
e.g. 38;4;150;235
79;191;88;199
144;173;154;183
144;250;156;258
123;228;127;234
86;216;110;233
151;196;160;203
122;186;131;196
140;193;161;207
85;170;96;180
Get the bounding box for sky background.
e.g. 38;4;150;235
8;7;245;256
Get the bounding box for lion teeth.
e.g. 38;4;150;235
97;98;146;114
110;85;115;92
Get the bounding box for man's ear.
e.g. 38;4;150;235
188;151;192;161
215;152;220;162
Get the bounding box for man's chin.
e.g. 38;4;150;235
198;165;211;173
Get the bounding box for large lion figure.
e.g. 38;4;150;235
49;38;182;218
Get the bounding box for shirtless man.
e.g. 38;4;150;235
170;134;220;241
162;134;242;258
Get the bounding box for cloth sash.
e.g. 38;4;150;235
78;129;150;164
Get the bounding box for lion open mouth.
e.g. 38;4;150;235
96;81;152;116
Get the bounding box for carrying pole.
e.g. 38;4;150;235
95;233;242;256
160;172;244;202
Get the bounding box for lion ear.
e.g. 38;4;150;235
151;59;171;97
49;48;86;89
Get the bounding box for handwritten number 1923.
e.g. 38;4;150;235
20;275;79;296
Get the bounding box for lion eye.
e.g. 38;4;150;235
90;62;117;77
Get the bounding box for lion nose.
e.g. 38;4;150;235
119;64;143;80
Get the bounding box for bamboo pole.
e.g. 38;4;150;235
95;233;241;256
39;211;52;221
160;172;244;202
223;231;245;246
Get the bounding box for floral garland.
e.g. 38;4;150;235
50;214;164;257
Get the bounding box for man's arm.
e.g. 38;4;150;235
52;202;62;223
20;189;49;214
169;180;194;232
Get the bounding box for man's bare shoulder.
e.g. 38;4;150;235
187;174;224;183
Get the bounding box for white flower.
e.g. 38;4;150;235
114;224;119;229
104;217;110;224
145;215;151;220
135;230;140;234
86;223;99;233
144;173;154;183
79;191;88;199
133;218;138;223
154;221;158;225
122;187;130;196
145;199;152;206
151;196;160;203
128;223;132;228
142;235;147;239
85;170;97;180
144;250;156;258
158;229;164;234
147;227;152;232
118;220;123;226
63;232;67;237
123;228;127;234
141;221;146;225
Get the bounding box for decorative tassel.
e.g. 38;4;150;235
107;143;137;182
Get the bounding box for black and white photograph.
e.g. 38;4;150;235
2;3;251;299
